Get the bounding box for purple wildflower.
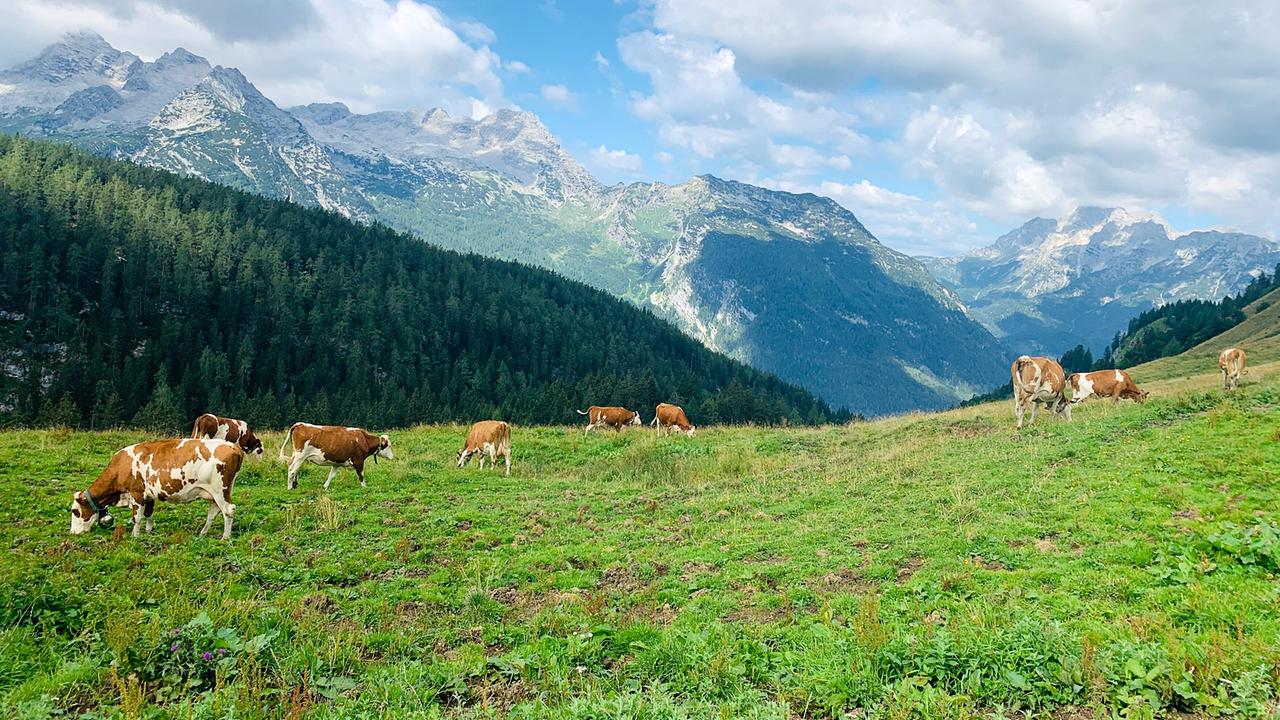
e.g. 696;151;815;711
217;648;227;656
170;643;179;653
202;651;213;661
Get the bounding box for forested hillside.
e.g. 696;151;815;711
1098;268;1280;367
0;136;843;429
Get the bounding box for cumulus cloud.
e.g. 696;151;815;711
584;144;644;180
540;83;579;111
0;0;508;116
618;30;865;175
630;0;1280;246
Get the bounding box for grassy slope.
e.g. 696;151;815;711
1130;287;1280;383
3;359;1280;717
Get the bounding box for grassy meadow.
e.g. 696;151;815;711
3;355;1280;718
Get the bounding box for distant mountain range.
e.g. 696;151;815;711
921;207;1280;355
0;32;1014;415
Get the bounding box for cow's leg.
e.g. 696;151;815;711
287;453;305;489
504;451;511;477
1061;400;1072;421
131;502;144;538
1015;398;1025;429
199;502;219;536
143;498;155;534
324;466;339;491
478;453;487;470
206;490;235;540
354;461;366;488
1029;400;1039;424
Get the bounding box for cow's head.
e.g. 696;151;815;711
685;425;697;437
377;434;394;461
1133;389;1150;404
239;430;265;458
456;447;472;468
69;490;113;534
629;412;642;426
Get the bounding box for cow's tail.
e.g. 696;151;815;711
499;422;511;454
190;414;203;439
575;409;589;415
278;424;296;461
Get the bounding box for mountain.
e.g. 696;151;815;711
0;135;842;428
0;33;1012;415
921;207;1280;355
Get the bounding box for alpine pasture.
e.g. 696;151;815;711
3;359;1280;719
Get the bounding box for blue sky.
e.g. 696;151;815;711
4;0;1274;255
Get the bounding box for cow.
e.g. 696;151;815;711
1011;355;1071;430
651;403;695;436
576;406;642;435
1220;347;1246;390
70;438;244;540
456;421;512;476
1068;369;1149;405
279;423;393;490
191;413;264;457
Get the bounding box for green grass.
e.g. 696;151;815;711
4;365;1280;718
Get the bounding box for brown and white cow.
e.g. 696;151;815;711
279;423;393;490
70;438;244;539
651;403;695;437
1068;369;1148;405
1220;347;1246;390
456;420;512;476
1011;355;1071;430
191;413;264;457
576;406;642;435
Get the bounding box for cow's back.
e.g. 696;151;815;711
466;421;508;449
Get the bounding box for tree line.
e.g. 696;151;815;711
0;136;848;432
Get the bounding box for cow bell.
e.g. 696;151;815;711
97;512;115;529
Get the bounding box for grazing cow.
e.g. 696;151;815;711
1011;355;1071;430
651;403;695;436
456;421;512;476
576;406;642;435
1068;369;1149;405
69;438;244;539
279;423;393;490
1219;348;1246;390
191;413;264;457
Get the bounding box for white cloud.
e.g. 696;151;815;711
504;60;530;75
633;0;1280;245
593;51;610;70
539;83;579;111
0;0;508;116
617;30;865;176
584;144;644;180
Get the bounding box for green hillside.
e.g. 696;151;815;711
3;353;1279;717
0;135;841;428
1132;286;1280;382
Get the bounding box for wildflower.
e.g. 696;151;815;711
170;643;179;653
217;648;227;656
202;651;213;661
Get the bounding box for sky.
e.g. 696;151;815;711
2;0;1277;256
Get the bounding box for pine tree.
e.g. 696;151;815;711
131;371;186;434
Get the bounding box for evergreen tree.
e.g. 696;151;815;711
131;371;186;434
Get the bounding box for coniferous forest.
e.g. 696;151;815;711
0;136;845;430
